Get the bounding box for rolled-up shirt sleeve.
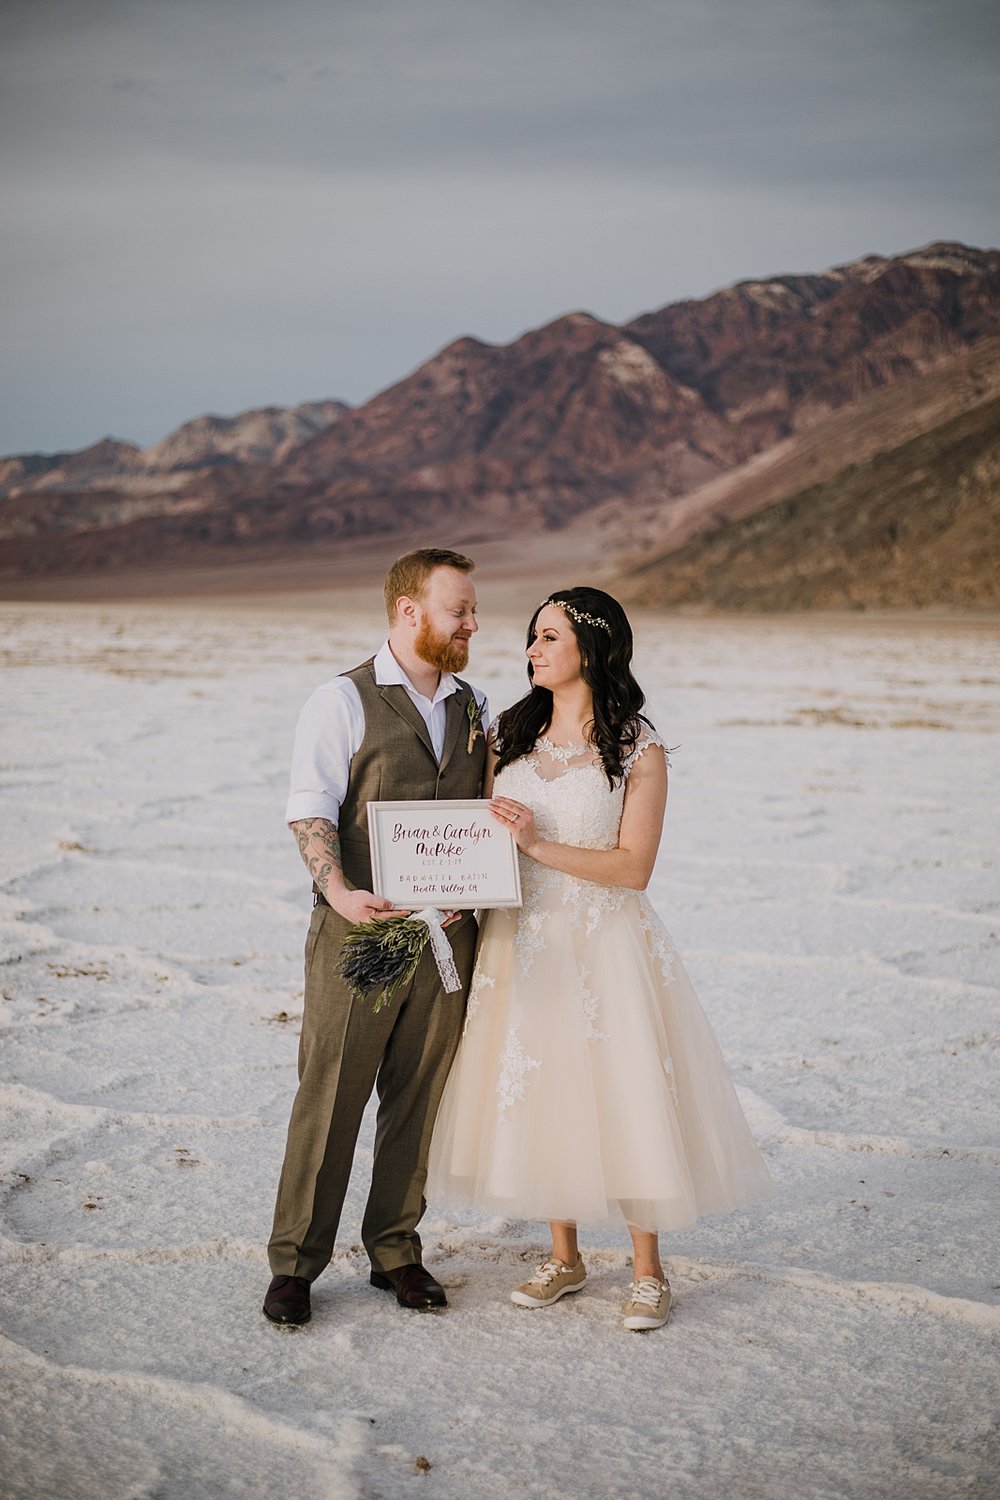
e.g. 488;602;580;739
285;678;365;826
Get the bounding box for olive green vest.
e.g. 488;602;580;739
336;658;488;892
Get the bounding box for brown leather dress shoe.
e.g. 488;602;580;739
370;1263;447;1309
262;1274;311;1324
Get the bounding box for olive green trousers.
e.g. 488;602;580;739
267;903;475;1282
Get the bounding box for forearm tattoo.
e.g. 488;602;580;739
292;818;342;896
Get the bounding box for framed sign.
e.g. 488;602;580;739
367;799;522;909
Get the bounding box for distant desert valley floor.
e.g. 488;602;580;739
0;532;610;614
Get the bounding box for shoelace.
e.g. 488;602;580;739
528;1259;570;1286
628;1277;667;1309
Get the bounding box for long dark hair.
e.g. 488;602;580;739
494;587;653;788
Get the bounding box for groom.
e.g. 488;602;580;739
264;548;489;1324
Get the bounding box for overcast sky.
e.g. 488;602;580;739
2;0;998;454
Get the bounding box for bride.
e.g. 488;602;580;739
427;587;774;1330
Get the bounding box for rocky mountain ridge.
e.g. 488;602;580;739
0;399;349;500
619;388;1000;611
2;241;998;607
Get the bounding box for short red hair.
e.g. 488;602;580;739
383;548;476;621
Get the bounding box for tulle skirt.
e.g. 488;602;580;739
428;891;775;1231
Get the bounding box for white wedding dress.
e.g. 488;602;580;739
427;733;775;1231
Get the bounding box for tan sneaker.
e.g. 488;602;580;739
622;1276;672;1330
510;1257;587;1307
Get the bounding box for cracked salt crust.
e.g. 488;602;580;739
1;603;998;1499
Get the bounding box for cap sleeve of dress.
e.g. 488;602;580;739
622;728;670;779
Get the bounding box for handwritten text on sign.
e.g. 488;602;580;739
367;800;523;909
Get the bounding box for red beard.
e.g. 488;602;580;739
415;619;470;674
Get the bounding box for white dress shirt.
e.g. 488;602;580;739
285;640;490;826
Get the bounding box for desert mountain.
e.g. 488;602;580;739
0;399;348;500
619;375;1000;611
0;438;143;497
1;242;997;606
139;400;349;471
590;335;1000;557
0;398;350;547
624;244;1000;442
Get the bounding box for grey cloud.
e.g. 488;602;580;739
1;0;997;451
4;0;997;177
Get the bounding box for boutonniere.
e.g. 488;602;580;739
466;694;485;753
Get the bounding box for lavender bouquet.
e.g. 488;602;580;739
338;908;461;1012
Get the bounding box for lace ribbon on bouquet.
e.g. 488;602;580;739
413;907;462;992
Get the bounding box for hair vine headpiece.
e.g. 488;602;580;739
539;598;612;634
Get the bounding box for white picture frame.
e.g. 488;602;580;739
367;799;523;909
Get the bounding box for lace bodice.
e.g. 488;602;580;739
494;731;668;851
491;731;669;957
